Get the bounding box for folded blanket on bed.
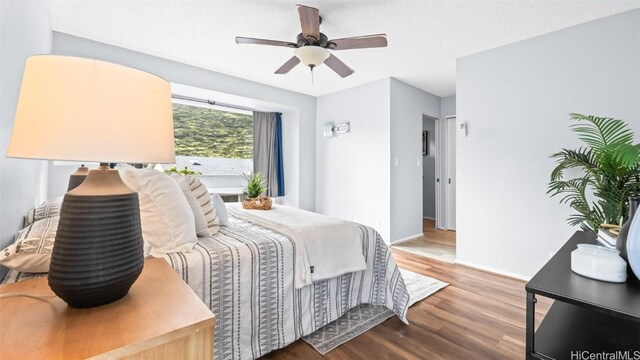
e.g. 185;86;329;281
227;204;367;288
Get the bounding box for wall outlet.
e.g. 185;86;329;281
394;157;399;166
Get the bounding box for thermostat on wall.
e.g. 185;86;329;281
323;123;334;138
459;122;467;137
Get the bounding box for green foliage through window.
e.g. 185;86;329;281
173;103;253;159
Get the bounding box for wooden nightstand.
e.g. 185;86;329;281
0;258;215;359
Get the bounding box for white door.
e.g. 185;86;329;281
434;118;443;229
446;116;456;230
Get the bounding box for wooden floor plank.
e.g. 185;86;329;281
261;249;549;359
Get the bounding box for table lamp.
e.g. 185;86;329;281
6;55;174;308
67;164;89;191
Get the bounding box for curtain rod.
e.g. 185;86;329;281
172;94;270;113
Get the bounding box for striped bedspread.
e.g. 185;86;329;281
2;216;409;360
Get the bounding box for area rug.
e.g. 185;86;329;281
302;269;448;355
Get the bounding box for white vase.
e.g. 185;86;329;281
627;209;640;280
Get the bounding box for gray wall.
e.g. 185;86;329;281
441;96;456;119
456;9;640;278
422;116;436;219
390;78;441;242
50;32;317;211
0;0;52;278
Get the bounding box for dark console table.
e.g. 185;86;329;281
525;231;640;360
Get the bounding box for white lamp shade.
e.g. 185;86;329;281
294;46;330;67
7;55;175;164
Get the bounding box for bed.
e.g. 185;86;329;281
3;211;410;360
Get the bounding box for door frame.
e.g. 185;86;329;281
434;117;443;229
444;115;457;230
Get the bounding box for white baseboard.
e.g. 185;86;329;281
454;259;531;281
422;216;436;220
391;233;424;245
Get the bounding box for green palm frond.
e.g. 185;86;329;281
616;144;640;168
549;148;597;181
549;114;640;232
569;113;634;151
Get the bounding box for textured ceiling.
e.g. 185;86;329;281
46;0;640;97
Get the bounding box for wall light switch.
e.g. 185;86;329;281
417;159;421;167
394;157;399;166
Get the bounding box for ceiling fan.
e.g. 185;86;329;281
235;4;387;79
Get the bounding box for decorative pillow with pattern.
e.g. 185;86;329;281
171;175;212;238
23;196;63;228
0;216;58;273
171;174;220;235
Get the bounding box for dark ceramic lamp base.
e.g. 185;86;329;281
67;165;89;191
48;165;144;308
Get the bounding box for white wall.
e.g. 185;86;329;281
316;79;391;241
390;78;440;242
0;0;52;278
456;9;640;278
316;77;441;243
49;32;317;211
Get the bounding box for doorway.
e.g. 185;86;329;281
393;114;456;262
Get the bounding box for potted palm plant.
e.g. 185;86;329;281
242;171;272;210
548;113;640;232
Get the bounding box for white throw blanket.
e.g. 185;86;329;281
227;204;367;288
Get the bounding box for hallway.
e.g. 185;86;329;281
392;219;456;262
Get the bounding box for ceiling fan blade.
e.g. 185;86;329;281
297;4;320;40
275;56;301;74
324;54;354;78
329;34;388;50
235;37;296;48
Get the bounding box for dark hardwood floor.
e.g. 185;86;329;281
262;249;551;360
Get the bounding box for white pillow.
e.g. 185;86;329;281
0;216;58;273
118;168;197;254
170;174;211;238
211;194;229;226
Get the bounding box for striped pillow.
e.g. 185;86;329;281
1;216;58;273
181;175;220;235
24;196;63;228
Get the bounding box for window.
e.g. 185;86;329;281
171;102;253;175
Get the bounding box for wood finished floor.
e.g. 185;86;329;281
392;219;457;262
261;250;551;360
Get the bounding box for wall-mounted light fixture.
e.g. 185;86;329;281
323;122;351;138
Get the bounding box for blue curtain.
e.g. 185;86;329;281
274;113;285;197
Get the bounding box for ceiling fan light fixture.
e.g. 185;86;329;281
294;45;330;67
